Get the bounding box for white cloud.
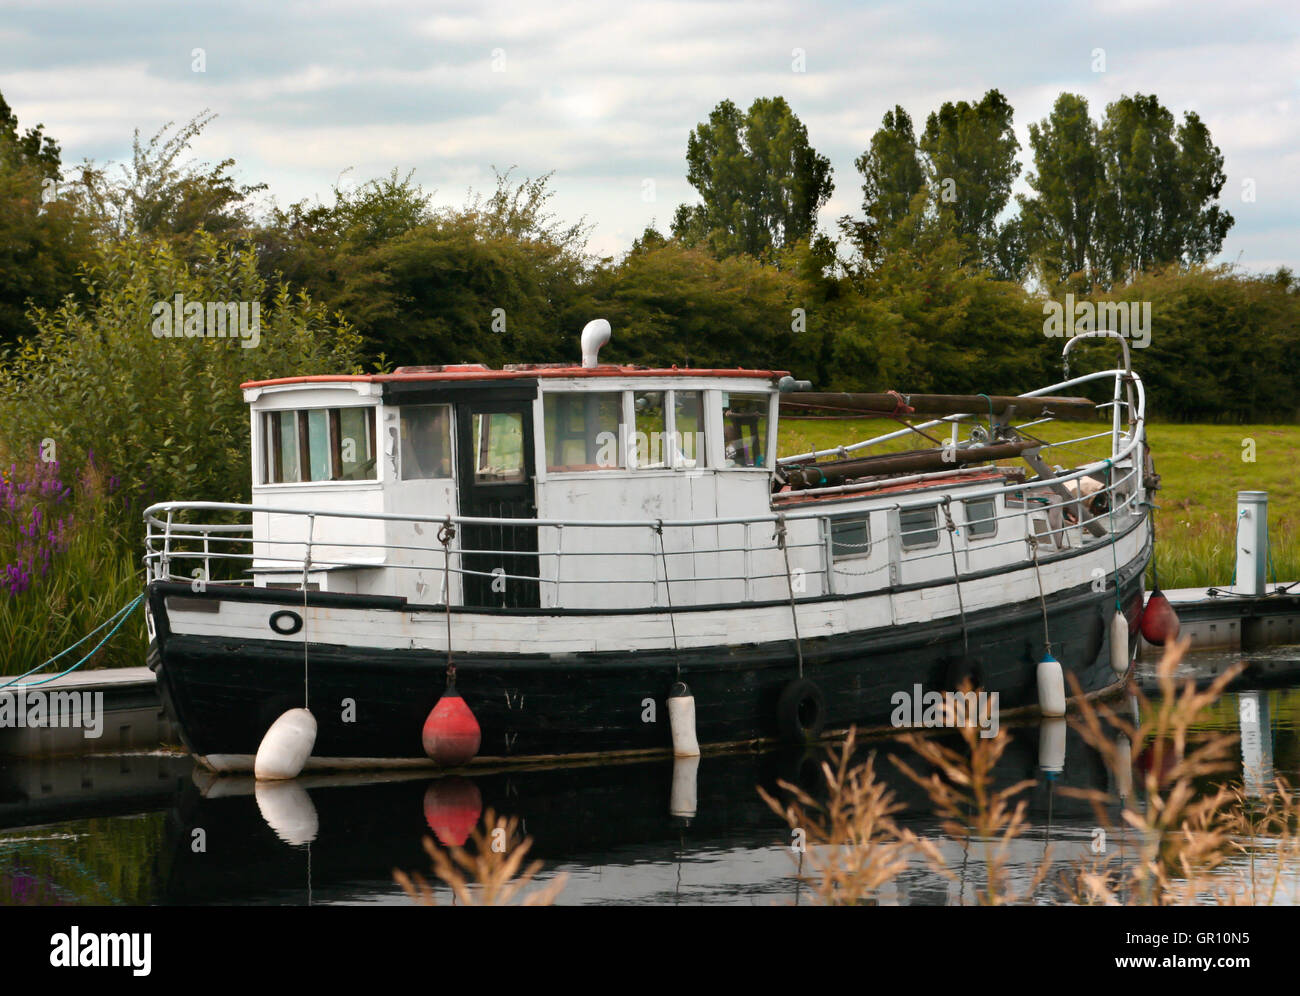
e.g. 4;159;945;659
0;0;1292;270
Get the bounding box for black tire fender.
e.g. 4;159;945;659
777;677;826;744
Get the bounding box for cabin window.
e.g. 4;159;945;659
335;407;378;480
899;507;939;550
632;390;707;469
632;391;667;468
400;405;452;480
964;497;998;539
266;411;300;484
544;392;623;471
672;391;707;469
723;393;769;468
263;407;376;484
830;516;870;560
472;412;526;484
303;410;331;482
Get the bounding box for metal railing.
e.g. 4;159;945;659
144;353;1147;609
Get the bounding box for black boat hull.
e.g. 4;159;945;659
148;556;1146;767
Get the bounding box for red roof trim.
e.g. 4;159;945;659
241;366;789;390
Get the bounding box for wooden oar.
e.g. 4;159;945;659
779;392;1097;421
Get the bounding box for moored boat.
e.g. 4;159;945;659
144;326;1153;772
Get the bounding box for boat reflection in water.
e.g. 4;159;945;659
3;676;1297;906
157;719;1135;906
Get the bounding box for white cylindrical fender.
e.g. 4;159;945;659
670;754;700;819
254;779;320;845
1109;610;1129;675
1114;732;1133;802
1038;717;1067;775
254;708;317;781
667;682;700;757
1037;654;1067;718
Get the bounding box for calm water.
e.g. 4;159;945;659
3;650;1300;906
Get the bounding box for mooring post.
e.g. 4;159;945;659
1236;491;1269;595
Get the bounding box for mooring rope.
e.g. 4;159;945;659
653;520;681;678
774;514;805;678
1105;459;1123;613
438;519;457;677
302;513;314;709
939;496;969;656
1029;532;1052;655
0;593;143;690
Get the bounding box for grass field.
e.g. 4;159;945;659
778;417;1300;590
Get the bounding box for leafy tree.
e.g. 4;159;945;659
1022;94;1233;290
0;234;364;536
1019;93;1105;289
574;238;812;370
0;91;92;348
672;97;833;260
71;111;265;249
919;89;1022;277
280;170;590;367
0;92;62;177
1087;266;1300;422
850;105;925;266
255;168;435;318
1094;94;1232;285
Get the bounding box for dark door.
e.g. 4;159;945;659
455;401;540;608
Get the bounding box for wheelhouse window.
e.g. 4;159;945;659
899;507;939;550
263;407;376;484
830;515;870;560
335;407;378;480
964;497;998;539
544;392;622;471
723;393;769;468
672;392;706;469
632;391;667;468
472;412;526;484
267;411;300;483
400;405;452;480
630;390;707;470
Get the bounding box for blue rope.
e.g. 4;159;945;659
0;594;143;690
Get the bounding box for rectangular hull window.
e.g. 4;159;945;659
964;497;998;538
900;507;939;550
831;516;870;560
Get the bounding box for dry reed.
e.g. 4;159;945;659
394;808;567;906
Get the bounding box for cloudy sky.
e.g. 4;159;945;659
2;0;1296;269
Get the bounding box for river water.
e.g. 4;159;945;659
2;649;1299;906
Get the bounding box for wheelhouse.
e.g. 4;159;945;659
241;363;788;608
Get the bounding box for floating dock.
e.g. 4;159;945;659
0;667;177;758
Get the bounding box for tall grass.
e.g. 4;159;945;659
762;640;1300;906
0;449;145;675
